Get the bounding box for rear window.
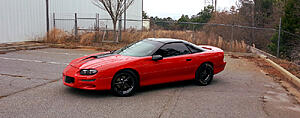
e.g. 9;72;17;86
185;43;203;53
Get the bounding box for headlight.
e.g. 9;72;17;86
80;69;98;75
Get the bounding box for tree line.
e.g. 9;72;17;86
94;0;298;60
143;5;214;30
143;0;299;60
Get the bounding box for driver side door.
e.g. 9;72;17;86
140;42;195;86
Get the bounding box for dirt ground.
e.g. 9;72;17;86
270;58;300;79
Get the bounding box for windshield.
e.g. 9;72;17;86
113;40;163;57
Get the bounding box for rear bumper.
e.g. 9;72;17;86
62;65;111;90
214;61;226;74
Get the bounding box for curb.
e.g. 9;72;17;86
0;42;49;54
257;53;300;88
47;43;108;51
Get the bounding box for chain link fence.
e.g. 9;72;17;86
50;13;143;42
150;20;300;64
47;13;299;64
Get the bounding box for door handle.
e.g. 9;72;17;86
186;59;192;61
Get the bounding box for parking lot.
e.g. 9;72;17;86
0;48;300;118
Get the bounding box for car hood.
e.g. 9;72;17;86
69;52;137;69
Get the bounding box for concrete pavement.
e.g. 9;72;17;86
0;48;299;118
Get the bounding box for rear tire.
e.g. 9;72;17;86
111;70;138;97
195;63;214;86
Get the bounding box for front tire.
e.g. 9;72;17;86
111;70;138;97
195;63;214;86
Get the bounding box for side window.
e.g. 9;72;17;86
154;43;191;57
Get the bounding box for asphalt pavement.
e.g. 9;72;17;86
0;48;299;118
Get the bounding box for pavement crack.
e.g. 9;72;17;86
0;79;60;99
260;95;270;116
168;88;183;118
0;73;25;78
1;73;52;81
157;90;177;118
157;87;183;118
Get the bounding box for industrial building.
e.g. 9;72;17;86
0;0;143;43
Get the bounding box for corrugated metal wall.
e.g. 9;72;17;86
0;0;46;43
0;0;142;43
49;0;143;31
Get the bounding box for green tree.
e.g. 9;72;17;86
190;5;214;30
143;11;149;19
150;16;176;30
178;14;190;30
269;0;300;58
254;0;274;27
191;5;214;23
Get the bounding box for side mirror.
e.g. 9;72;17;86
152;55;163;61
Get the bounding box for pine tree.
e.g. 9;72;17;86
269;0;300;58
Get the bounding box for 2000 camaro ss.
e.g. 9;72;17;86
63;38;226;96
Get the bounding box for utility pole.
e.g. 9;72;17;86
208;0;217;11
46;0;49;33
123;0;127;31
251;1;255;45
142;0;144;30
277;18;282;57
214;0;217;12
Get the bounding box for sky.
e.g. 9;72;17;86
144;0;238;19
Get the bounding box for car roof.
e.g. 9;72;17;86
144;38;206;51
145;38;184;44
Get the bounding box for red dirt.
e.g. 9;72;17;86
270;58;300;79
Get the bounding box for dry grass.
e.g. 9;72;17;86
41;29;249;52
43;28;73;43
270;58;300;78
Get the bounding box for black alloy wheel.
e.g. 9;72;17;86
195;63;214;86
111;70;138;97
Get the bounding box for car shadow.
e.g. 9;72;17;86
137;80;195;93
64;79;221;98
137;78;221;94
65;87;113;98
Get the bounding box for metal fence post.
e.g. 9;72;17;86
277;18;282;57
153;27;156;38
95;13;99;41
118;18;122;42
74;13;78;38
53;13;56;28
124;0;127;31
192;25;195;43
231;25;234;41
96;13;99;31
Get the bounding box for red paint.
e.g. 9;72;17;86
63;46;226;90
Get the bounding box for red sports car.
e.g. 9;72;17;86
63;38;226;96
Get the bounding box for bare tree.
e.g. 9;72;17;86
93;0;134;42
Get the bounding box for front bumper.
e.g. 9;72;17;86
62;65;111;90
